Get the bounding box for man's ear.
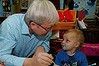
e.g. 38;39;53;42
29;22;36;30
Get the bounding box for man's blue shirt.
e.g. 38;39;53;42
0;14;51;66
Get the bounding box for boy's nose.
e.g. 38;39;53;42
61;41;65;45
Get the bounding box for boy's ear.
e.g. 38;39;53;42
75;42;80;48
29;22;36;29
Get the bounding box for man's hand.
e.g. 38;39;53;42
0;61;5;66
23;46;53;66
33;46;53;66
33;52;53;66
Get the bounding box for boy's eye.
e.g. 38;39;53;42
63;38;70;42
66;39;70;42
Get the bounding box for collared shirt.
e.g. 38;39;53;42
0;14;51;66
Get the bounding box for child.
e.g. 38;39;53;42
55;29;88;66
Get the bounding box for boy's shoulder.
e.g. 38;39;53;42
76;50;85;54
57;50;86;56
57;50;67;55
75;50;86;57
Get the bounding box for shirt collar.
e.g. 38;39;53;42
21;21;30;35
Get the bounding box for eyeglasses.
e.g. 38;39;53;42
30;21;54;32
30;21;50;32
36;23;48;32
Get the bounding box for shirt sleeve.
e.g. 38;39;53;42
55;52;62;66
81;54;88;66
0;15;25;66
41;41;50;52
41;31;52;52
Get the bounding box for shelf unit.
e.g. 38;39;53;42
52;10;77;31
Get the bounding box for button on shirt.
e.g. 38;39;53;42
0;14;51;66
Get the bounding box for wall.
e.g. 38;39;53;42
73;0;97;18
60;0;97;18
0;0;3;16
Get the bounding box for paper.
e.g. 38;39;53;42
78;20;87;29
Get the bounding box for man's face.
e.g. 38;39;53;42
29;22;54;36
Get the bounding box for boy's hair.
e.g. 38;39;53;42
64;29;85;48
24;0;59;26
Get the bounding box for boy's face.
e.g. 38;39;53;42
62;32;79;51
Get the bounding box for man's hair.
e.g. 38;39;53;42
24;0;59;26
64;29;85;48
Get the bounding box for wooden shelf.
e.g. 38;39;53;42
52;10;77;30
52;21;77;30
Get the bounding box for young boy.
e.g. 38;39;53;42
55;29;88;66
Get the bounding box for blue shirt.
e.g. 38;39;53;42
0;14;52;66
55;50;88;66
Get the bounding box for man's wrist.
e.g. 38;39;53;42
23;58;33;66
34;46;45;55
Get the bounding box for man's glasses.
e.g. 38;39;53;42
36;23;48;32
30;21;54;32
30;21;48;32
